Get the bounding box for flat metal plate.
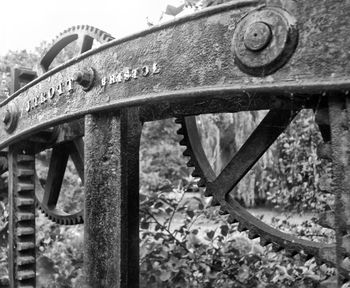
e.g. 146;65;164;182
0;0;349;149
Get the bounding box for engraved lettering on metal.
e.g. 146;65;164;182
48;87;55;99
131;68;138;79
101;62;161;87
141;66;150;77
25;79;75;113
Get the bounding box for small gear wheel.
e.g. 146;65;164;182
39;25;114;74
35;26;114;225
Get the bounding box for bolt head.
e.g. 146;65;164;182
2;110;10;125
73;68;95;91
73;71;84;83
244;21;272;52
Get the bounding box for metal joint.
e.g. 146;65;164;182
232;7;298;77
73;67;95;91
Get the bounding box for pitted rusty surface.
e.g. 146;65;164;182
0;0;349;149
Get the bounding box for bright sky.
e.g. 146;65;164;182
0;0;183;56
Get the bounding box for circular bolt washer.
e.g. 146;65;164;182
3;102;19;133
73;67;95;91
232;7;298;76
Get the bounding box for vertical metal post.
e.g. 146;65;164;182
84;108;142;287
329;94;350;287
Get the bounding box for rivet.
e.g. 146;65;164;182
3;102;19;133
244;22;272;52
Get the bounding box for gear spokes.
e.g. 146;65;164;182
39;25;114;74
36;139;84;225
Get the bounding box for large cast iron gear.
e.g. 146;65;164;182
176;113;350;281
35;26;114;225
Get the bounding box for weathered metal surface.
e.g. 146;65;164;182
84;108;141;287
0;0;349;149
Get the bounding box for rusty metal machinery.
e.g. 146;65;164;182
0;0;350;287
34;25;114;225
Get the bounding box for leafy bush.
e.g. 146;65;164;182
139;184;334;288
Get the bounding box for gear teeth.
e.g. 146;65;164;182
186;159;195;167
227;215;238;224
247;230;259;239
198;178;206;188
182;149;191;157
16;198;34;207
237;222;247;232
17;256;35;266
17;242;35;251
211;197;220;207
219;207;229;215
17;227;34;236
17;183;34;191
191;168;202;178
16;212;34;221
259;237;271;247
17;168;34;177
9;150;36;287
303;253;314;261
204;188;212;196
284;249;298;257
17;270;35;281
319;211;337;230
176;127;184;135
179;139;187;146
17;155;34;162
175;118;183;124
271;243;283;252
